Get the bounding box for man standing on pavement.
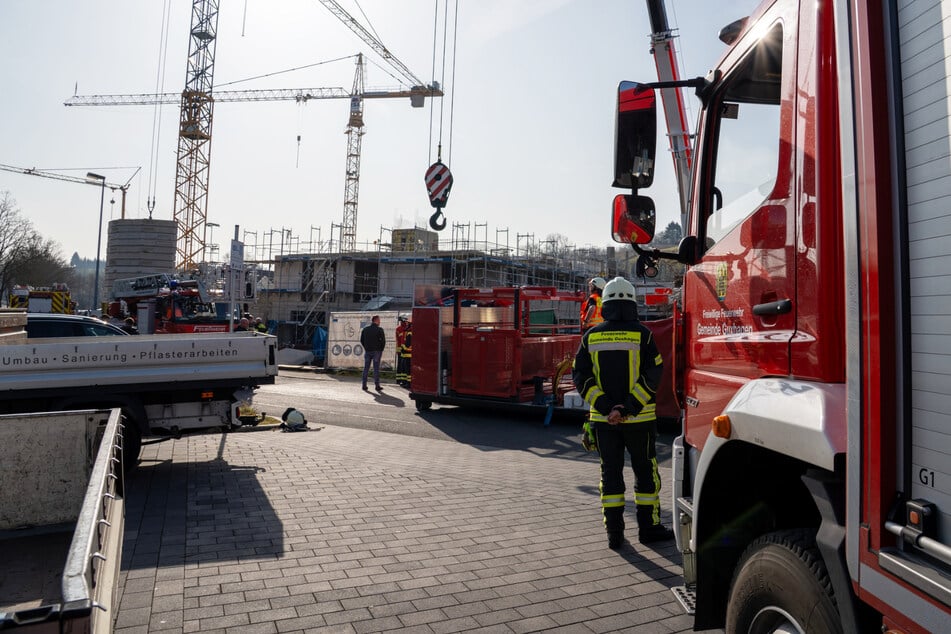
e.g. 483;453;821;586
572;276;673;549
360;315;386;391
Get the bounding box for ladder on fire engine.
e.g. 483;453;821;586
646;0;694;229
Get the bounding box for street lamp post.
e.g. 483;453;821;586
86;172;106;313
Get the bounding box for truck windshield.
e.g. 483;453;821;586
172;297;216;319
706;24;783;245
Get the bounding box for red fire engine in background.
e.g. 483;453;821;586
109;274;232;334
611;0;951;631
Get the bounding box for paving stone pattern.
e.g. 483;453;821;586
114;423;698;633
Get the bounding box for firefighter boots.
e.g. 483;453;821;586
638;524;674;544
608;531;625;550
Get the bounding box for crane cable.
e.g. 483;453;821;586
426;0;459;231
147;0;172;219
446;0;459;167
428;0;458;165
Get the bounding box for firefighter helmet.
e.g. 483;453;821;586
280;407;309;432
602;277;636;303
590;276;607;291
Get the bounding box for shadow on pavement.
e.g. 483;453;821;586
121;434;284;572
414;405;594;459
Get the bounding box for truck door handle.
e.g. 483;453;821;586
752;299;792;316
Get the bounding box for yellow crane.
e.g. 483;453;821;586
65;0;440;267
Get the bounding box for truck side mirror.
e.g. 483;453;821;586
612;194;656;244
613;81;657;189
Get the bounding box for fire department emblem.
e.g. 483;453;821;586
716;262;728;301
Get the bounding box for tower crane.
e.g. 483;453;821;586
175;0;219;272
65;63;440;254
0;163;136;217
66;0;439;265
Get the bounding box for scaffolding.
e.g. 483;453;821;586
201;221;615;351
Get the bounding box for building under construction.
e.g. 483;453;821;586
240;223;631;352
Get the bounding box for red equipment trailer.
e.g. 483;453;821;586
409;286;588;418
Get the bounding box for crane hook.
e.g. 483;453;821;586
424;161;453;232
429;209;447;231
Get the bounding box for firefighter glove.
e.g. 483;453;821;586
581;421;597;452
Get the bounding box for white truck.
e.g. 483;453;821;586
0;327;278;465
0;409;124;632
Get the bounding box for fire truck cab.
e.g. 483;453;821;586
611;0;951;631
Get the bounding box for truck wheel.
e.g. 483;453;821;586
726;529;842;634
415;399;433;412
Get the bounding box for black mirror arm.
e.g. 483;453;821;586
631;243;683;263
644;71;719;107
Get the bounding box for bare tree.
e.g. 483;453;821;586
542;233;575;260
0;191;74;303
0;191;33;302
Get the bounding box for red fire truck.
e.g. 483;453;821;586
612;0;951;631
110;274;232;334
409;286;587;417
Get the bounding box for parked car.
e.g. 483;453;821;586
25;313;130;338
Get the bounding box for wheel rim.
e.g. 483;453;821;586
748;606;805;634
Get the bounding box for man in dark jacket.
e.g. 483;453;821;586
573;276;673;549
360;315;386;391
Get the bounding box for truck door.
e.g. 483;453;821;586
683;15;797;444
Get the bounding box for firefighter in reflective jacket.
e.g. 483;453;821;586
581;276;606;332
572;276;674;549
396;316;412;387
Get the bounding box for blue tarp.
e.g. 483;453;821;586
312;326;327;361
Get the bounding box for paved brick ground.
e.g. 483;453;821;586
114;422;697;633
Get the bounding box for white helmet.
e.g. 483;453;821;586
602;276;636;303
590;276;607;291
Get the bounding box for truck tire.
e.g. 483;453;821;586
415;399;433;412
726;529;842;634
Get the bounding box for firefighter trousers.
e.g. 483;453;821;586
396;351;411;384
594;420;662;533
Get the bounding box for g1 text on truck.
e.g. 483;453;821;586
611;0;951;631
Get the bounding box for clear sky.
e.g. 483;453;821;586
0;0;753;263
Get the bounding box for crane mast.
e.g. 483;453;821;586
175;0;220;271
340;54;365;253
645;0;693;230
